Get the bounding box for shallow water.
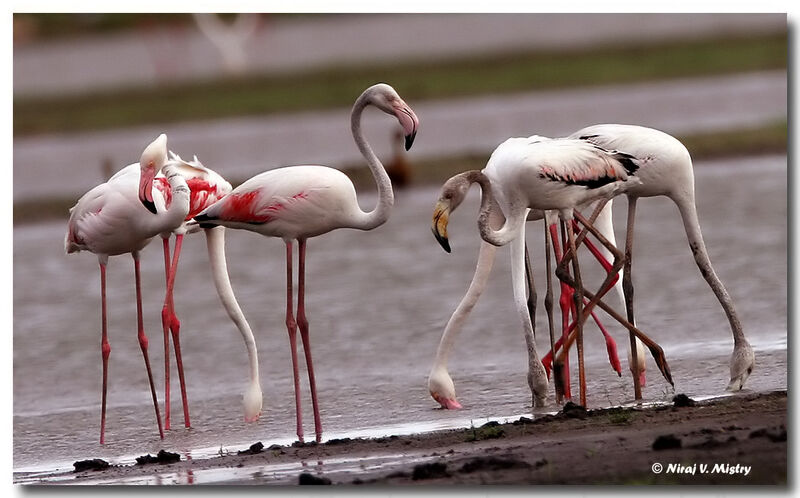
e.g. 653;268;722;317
12;154;787;479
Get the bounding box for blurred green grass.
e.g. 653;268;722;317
14;33;786;137
14;121;786;225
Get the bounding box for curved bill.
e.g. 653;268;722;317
394;105;419;151
138;166;158;214
431;201;451;253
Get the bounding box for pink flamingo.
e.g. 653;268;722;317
194;83;419;443
65;134;190;443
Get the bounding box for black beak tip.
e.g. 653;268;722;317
405;131;416;151
142;199;157;214
431;227;451;253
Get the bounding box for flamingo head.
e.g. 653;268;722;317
428;367;462;409
243;379;263;423
138;134;168;214
367;83;419;150
431;171;474;253
727;340;755;391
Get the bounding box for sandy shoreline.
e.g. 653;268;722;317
18;390;786;485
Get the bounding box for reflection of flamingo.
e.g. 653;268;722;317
194;83;419;442
431;136;673;407
65;134;189;443
158;153;262;430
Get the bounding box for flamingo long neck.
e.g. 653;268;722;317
146;168;190;236
431;191;505;371
348;93;394;231
470;171;525;247
672;192;746;346
204;227;262;397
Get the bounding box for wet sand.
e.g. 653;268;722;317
21;391;786;485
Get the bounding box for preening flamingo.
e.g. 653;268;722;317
157;152;262;429
431;136;674;407
568;124;754;391
194;83;419;442
65;134;190;443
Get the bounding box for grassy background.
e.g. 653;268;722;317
14;33;786;137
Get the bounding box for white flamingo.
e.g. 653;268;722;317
429;125;754;409
156;152;262;429
65;134;189;443
431;135;674;407
193;83;419;442
429;196;627;409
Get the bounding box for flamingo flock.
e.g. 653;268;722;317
65;83;752;445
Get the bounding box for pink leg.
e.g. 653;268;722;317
549;223;572;400
133;252;165;440
99;261;111;444
166;234;190;428
161;236;172;430
543;222;623;378
297;239;322;443
285;241;304;443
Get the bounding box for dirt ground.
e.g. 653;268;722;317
41;390;787;485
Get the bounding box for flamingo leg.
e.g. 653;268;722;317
297;238;322;442
541;226;560;403
565;218;587;407
161;236;172;430
570;220;622;376
523;243;538;341
541;219;622;377
284;241;304;443
99;259;110;444
555;210;674;388
166;233;190;428
133;251;165;440
549;222;572;400
623;196;643;399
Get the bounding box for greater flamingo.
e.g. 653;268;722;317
428;193;629;409
65;134;190;443
429;124;753;410
157;152;262;429
193;83;419;442
431;136;673;407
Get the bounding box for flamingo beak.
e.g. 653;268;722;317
431;392;462;410
432;201;451;253
394;104;419;151
138;164;158;214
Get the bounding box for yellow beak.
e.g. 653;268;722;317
431;201;451;253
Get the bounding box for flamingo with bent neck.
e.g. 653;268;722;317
156;152;263;429
194;83;419;442
65;134;190;443
430;135;675;407
428;125;753;410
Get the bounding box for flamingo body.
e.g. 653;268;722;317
197;165;362;240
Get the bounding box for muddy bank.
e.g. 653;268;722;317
22;390;786;485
